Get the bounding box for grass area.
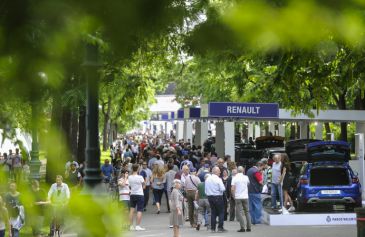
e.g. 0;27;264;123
101;148;111;164
20;226;50;237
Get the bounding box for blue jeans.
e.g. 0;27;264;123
248;193;262;224
11;229;19;237
207;196;224;230
271;183;282;208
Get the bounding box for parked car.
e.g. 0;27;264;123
287;140;362;211
262;147;285;166
236;136;285;170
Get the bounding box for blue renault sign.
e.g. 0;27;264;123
208;102;279;118
177;109;184;119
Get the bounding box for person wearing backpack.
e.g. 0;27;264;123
4;182;24;237
12;149;22;183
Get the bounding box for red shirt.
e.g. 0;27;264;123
254;170;263;184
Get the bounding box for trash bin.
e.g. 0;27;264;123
355;208;365;237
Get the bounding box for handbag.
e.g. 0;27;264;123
193;200;199;209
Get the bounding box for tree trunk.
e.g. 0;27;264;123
108;119;114;147
290;124;296;139
324;122;331;134
337;93;347;142
70;110;79;159
355;93;365;110
47;94;63;183
77;105;86;164
61;107;72;152
113;123;118;141
296;123;300;139
102;96;111;151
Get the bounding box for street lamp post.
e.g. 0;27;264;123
83;43;102;189
29;99;41;180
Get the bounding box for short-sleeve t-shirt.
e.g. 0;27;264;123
128;174;145;196
231;173;250;199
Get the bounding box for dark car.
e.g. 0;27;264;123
287;140;362;211
236;136;285;170
262;147;285;166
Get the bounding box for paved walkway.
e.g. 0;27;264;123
126;198;356;237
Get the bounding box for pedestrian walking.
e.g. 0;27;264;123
271;154;282;209
128;164;146;231
139;162;152;211
222;169;229;221
118;170;130;210
151;165;166;214
231;166;251;232
65;161;82;191
183;168;200;228
4;181;24;237
180;165;190;221
47;175;70;237
205;167;227;233
0;196;11;237
195;174;211;231
12;149;22;184
280;153;295;213
247;161;264;225
170;180;184;237
30;180;47;237
165;163;177;211
227;168;237;221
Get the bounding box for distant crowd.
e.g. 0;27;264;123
98;134;295;237
0;134;294;237
0;148;29;184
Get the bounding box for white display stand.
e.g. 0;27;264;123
262;210;356;226
355;133;365;204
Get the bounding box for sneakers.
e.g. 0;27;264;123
282;207;290;215
196;224;200;231
129;226;135;231
237;229;245;232
246;229;251;232
217;228;228;233
169;225;173;228
135;226;146;231
288;206;296;212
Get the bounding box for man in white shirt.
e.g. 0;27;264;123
271;154;282;209
47;175;70;237
48;175;70;206
205;167;227;233
231;166;251;232
128;164;146;231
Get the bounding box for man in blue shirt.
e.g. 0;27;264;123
247;161;264;225
101;159;113;183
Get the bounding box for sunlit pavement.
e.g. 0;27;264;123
125;197;356;237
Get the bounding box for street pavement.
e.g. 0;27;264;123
126;200;356;237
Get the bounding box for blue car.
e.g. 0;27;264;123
287;140;362;211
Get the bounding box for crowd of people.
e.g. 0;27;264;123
0;146;73;237
0;177;70;237
0;133;295;237
103;134;295;236
0;148;29;184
